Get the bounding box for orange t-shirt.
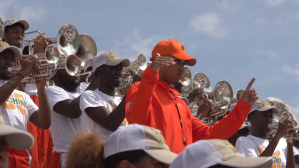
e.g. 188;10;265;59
125;66;252;154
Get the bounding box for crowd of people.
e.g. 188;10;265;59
0;17;298;168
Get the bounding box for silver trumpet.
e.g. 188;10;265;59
24;24;80;55
8;45;60;84
118;53;147;90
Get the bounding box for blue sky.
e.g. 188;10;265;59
1;0;299;115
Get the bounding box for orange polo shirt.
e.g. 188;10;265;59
125;66;252;154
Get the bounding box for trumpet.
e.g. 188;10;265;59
118;53;147;90
8;45;60;84
23;24;80;55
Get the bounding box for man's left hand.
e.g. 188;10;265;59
35;79;47;91
33;32;47;54
240;78;259;105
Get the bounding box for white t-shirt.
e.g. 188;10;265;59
77;82;89;94
236;135;286;168
24;84;38;95
80;90;127;140
46;86;88;153
0;79;38;131
285;146;299;168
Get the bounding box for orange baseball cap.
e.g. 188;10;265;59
151;40;197;66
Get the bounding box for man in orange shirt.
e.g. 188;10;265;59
125;39;259;154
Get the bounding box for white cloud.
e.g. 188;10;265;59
254;18;268;26
255;49;279;59
190;13;229;38
266;0;284;6
282;63;299;81
16;7;45;21
112;28;166;62
0;0;15;21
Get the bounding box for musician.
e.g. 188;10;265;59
45;57;97;167
285;139;299;168
235;100;295;168
0;42;51;168
4;18;52;168
79;52;130;139
125;39;259;154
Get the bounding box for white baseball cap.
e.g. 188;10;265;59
92;51;130;73
0;115;34;150
104;124;178;165
4;18;30;30
0;42;21;58
83;59;94;72
170;139;273;168
249;100;279;115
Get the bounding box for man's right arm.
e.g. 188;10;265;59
46;87;82;119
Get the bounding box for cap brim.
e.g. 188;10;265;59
0;124;34;150
172;53;197;66
16;20;30;30
105;58;130;67
251;107;279;114
144;149;178;165
0;46;21;58
220;155;273;168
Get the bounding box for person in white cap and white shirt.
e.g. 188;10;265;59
0;116;34;168
77;59;96;94
45;56;97;168
65;124;178;168
0;41;51;168
80;51;130;140
170;139;273;168
235;100;295;168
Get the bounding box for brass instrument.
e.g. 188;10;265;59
265;97;299;140
55;34;97;76
24;24;80;55
118;53;147;90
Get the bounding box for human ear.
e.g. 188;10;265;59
119;160;136;168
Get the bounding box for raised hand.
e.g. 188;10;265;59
276;119;294;139
35;78;47;91
19;55;40;77
151;53;175;71
240;78;259;105
197;98;212;119
187;89;203;104
33;32;47;54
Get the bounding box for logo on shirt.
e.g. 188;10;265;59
2;92;27;116
258;147;282;168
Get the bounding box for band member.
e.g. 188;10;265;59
66;124;177;168
80;52;130;139
236;100;295;168
46;57;97;167
285;139;299;168
170;139;273;168
0;42;51;168
0;117;35;168
228;123;251;146
125;39;259;154
4;18;52;168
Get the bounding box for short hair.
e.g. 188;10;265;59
104;150;148;168
4;23;25;33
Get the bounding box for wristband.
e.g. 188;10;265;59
8;80;17;88
16;73;25;79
